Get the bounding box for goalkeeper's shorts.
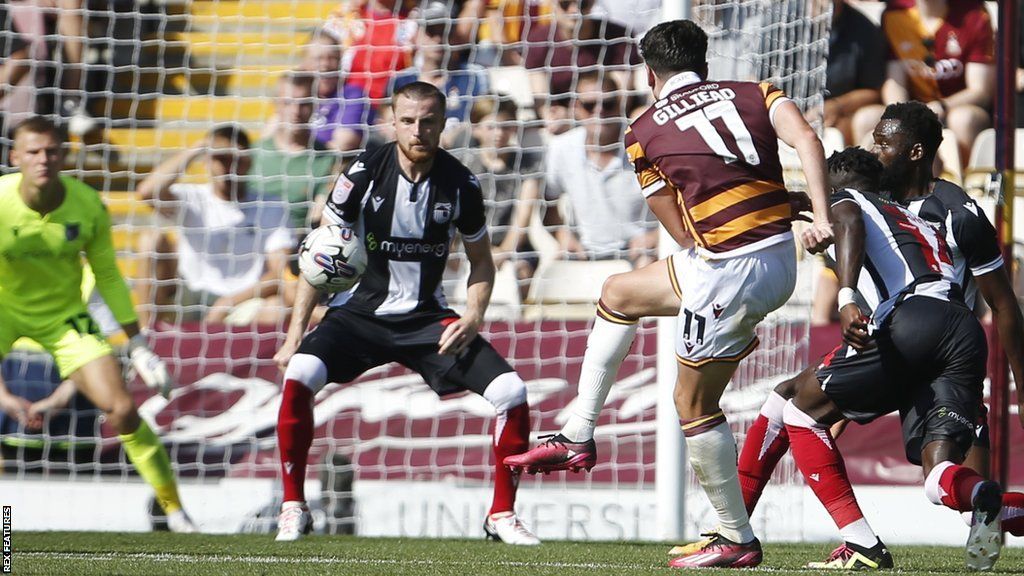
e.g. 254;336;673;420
0;304;113;378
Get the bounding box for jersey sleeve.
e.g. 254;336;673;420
952;199;1003;276
456;172;488;243
624;127;667;197
323;155;372;225
85;201;138;325
758;82;791;128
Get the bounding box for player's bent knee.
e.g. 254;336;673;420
483;371;527;412
284;353;329;393
600;273;632;313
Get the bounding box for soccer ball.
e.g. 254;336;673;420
298;225;368;292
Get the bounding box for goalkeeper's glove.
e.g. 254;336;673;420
128;334;172;398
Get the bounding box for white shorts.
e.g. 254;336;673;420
670;238;796;367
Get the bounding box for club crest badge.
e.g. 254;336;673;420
433;202;452;224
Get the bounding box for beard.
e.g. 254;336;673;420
878;153;915;200
398;139;436;164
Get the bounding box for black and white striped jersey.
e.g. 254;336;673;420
322;142;487;317
831;187;960;325
905;179;1003;310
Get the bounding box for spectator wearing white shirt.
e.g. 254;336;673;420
135;125;294;326
544;73;657;266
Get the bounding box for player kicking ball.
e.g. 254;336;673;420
506;20;833;568
273;82;538;545
0;117;195;532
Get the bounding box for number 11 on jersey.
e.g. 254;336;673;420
674;100;761;166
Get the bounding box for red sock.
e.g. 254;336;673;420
786;422;865;529
937;464;985;512
277;379;314;503
738;414;790;515
1002;491;1024;536
490;402;530;515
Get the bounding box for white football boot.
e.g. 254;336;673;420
484;511;541;545
966;480;1002;571
275;501;313;541
167;509;198;533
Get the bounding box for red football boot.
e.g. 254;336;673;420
502;434;597;474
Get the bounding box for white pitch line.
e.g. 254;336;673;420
19;551;641;570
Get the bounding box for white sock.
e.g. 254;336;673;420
560;315;637;442
840;518;878;548
761;390;787;424
686;419;755;544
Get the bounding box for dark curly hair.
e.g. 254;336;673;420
827;147;884;192
639;20;708;78
880;101;943;160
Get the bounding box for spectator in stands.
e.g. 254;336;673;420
461;97;542;298
811;0;885;145
522;0;641;132
543;73;656;266
135;125;294;327
0;0;94;135
853;0;995;164
324;0;417;101
392;1;489;146
302;29;370;153
253;73;338;230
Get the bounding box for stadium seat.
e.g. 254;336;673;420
524;259;632;320
188;0;336;24
107;96;274;123
449;260;522;320
937;128;963;186
964;128;1024;196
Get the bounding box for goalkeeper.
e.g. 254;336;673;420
0;116;195;532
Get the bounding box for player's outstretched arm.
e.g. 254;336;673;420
439;235;494;356
976;269;1024;427
773;100;833;251
831;200;871;350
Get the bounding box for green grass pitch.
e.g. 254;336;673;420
12;532;1024;575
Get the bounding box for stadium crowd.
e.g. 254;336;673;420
0;0;1017;328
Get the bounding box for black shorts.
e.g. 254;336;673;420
815;297;987;465
297;306;514;396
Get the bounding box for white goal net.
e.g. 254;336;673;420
0;0;831;540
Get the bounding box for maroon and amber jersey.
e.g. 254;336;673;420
626;77;792;258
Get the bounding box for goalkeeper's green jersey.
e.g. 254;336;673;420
0;173;137;324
